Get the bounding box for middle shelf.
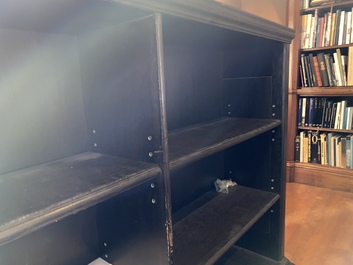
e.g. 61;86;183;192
168;117;281;170
172;185;280;265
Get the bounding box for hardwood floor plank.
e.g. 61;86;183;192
285;183;353;265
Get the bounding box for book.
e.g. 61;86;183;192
339;100;347;129
324;53;335;86
348;46;353;85
327;132;333;166
334;101;341;129
347;135;352;168
308;53;317;86
325;11;332;46
300;54;309;87
330;12;337;46
320;133;327;165
302;97;307;126
298;98;303;126
346;106;353;130
310;9;318;48
304;13;313;48
335;135;342;167
346;11;352;45
303;133;309;163
333;52;343;86
300;131;306;162
341;136;347;168
333;9;341;46
308;98;315;126
295;135;301;162
338;10;346;45
312;55;323;86
317;52;329;86
311;132;320;164
336;48;346;86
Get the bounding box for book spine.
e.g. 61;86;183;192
313;55;323;86
317;52;330;86
295;135;301;162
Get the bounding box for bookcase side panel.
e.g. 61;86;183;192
96;176;169;265
79;15;162;164
0;29;87;175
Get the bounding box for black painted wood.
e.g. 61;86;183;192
0;152;160;246
79;14;162;164
168;117;281;170
172;185;280;265
97;177;169;265
0;208;98;265
215;246;294;265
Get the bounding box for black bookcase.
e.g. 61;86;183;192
0;0;294;264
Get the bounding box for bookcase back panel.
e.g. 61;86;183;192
0;29;87;175
223;78;273;119
224;133;272;191
164;44;223;130
79;15;162;163
170;153;224;215
236;202;282;261
223;44;277;78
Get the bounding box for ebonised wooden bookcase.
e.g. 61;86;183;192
0;0;294;264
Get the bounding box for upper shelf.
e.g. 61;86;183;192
0;152;160;246
172;185;279;265
168;117;281;170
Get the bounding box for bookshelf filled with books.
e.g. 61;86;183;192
287;0;353;192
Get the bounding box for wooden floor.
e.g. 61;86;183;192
285;182;353;265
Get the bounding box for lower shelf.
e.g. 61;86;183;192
289;162;353;192
215;246;294;265
172;185;280;265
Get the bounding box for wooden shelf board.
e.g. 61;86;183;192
297;87;353;96
172;185;279;265
0;152;160;246
168;117;281;170
298;126;353;133
215;246;293;265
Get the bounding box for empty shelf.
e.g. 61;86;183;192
173;185;279;265
168;117;281;170
0;152;160;246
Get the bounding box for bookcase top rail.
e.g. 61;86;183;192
173;185;279;265
116;0;295;43
168;117;281;170
0;152;160;246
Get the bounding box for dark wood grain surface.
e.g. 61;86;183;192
0;152;160;245
173;185;279;265
169;117;281;170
